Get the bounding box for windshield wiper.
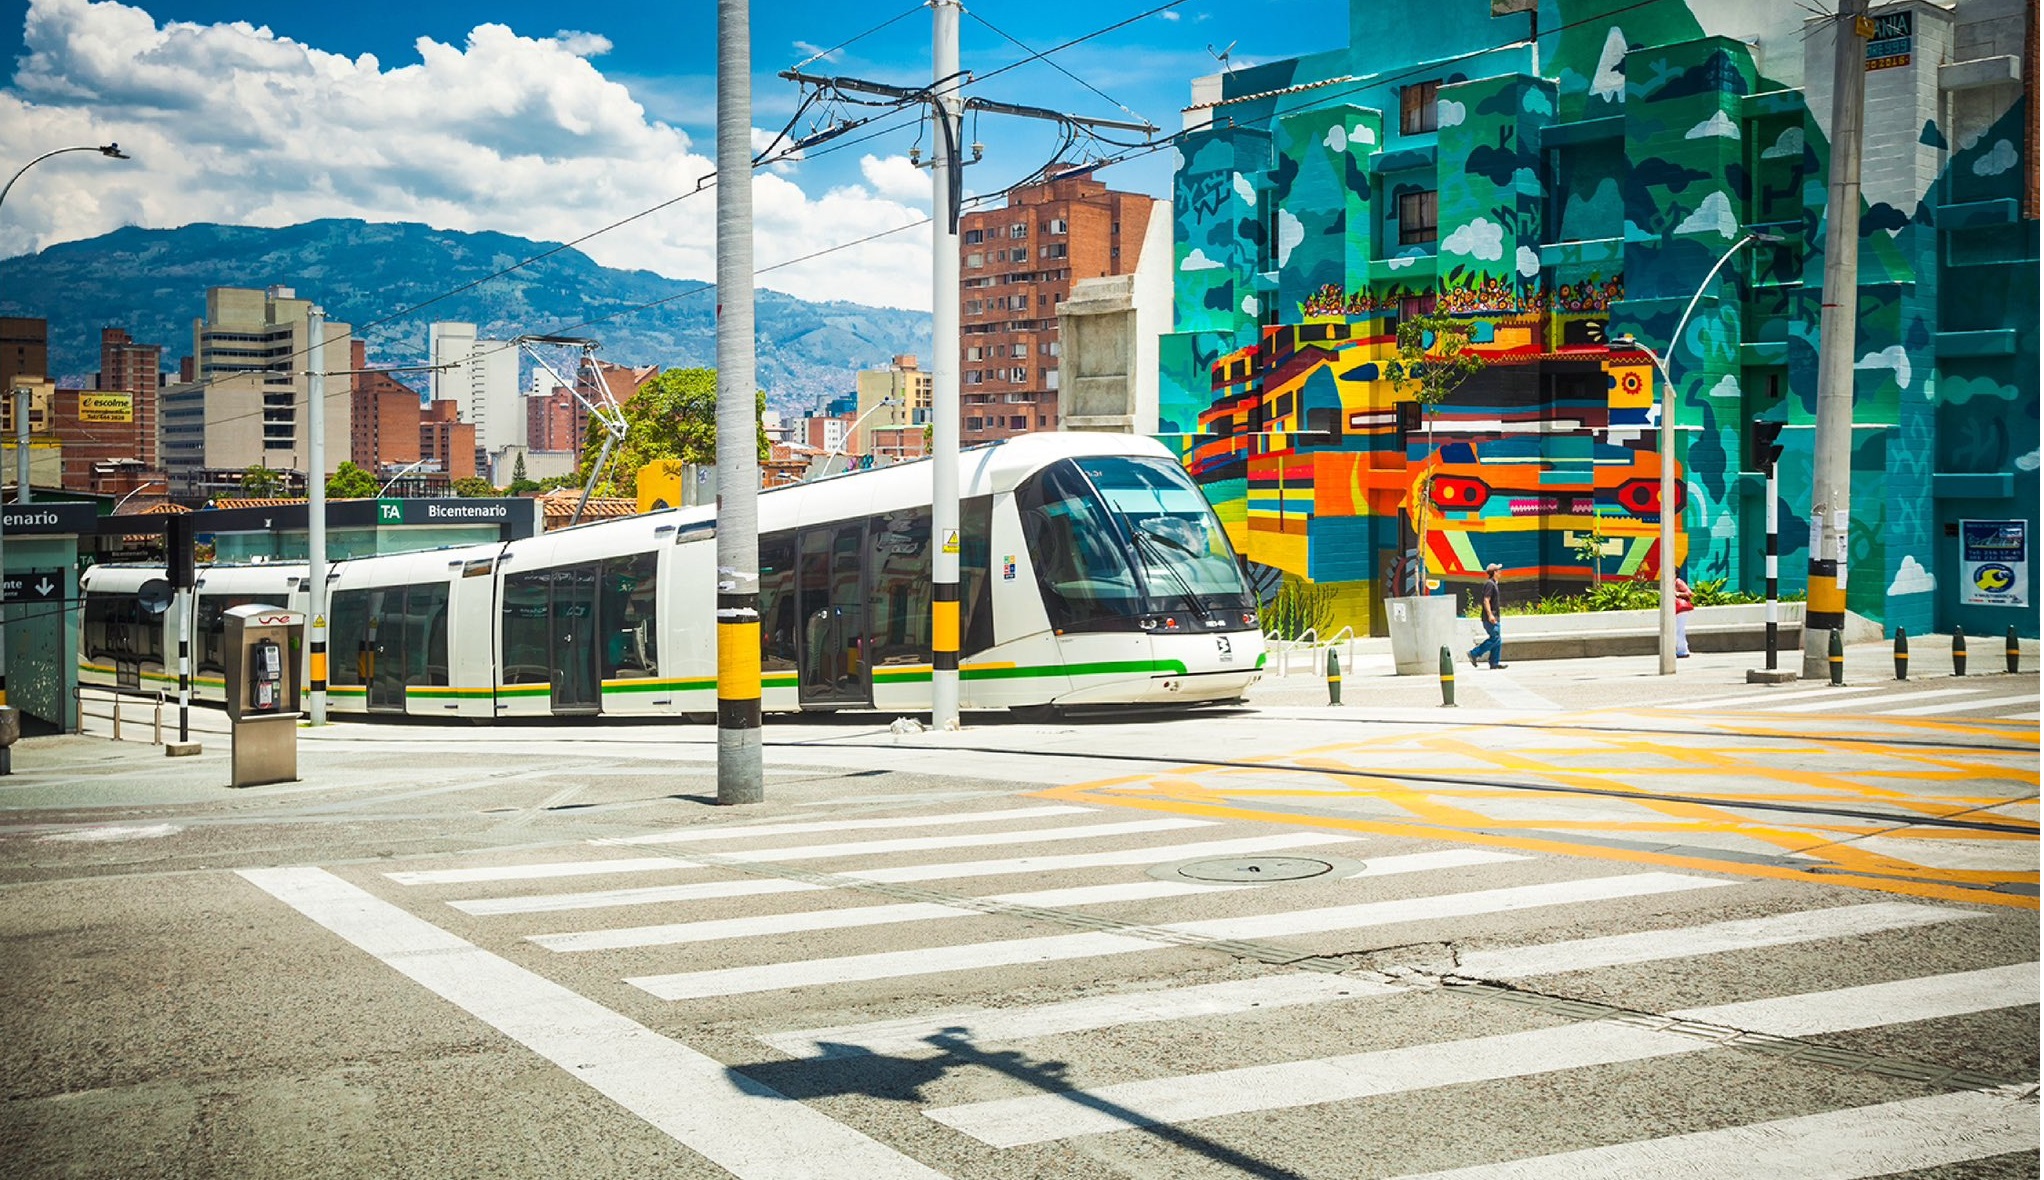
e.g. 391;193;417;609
1129;530;1217;623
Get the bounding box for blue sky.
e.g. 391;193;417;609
2;0;1346;308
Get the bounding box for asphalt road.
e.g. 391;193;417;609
2;657;2036;1178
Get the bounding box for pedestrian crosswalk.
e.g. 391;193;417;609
243;800;2040;1179
1664;682;2037;721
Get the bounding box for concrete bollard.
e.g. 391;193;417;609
1893;628;1908;681
1438;645;1456;708
1828;627;1844;686
2008;626;2020;674
1326;648;1343;706
1953;626;1967;677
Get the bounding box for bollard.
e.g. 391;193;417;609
1438;645;1456;708
112;699;122;742
1893;628;1908;680
1828;627;1844;686
1326;648;1343;706
2008;625;2020;674
1953;626;1967;677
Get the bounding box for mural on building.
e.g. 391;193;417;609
1161;0;2038;639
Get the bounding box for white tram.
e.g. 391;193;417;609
79;433;1266;719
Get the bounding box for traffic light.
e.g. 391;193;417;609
1751;418;1785;473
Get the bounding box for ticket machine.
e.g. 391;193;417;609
223;604;303;787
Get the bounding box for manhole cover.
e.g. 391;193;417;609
1152;855;1346;884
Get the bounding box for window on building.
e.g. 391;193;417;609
1014;342;1029;357
1401;79;1441;135
1046;341;1060;357
1038;415;1049;426
1011;223;1027;238
1011;367;1028;383
1039;243;1068;259
964;229;984;244
1011;248;1029;262
967;252;983;268
1398;190;1438;245
966;346;982;361
966;417;982;431
1047;218;1068;234
1397;292;1438;321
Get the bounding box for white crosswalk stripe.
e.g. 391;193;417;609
1884;692;2038;716
1764;687;1984;713
626;872;1732;1000
602;804;1094;846
1381;1090;2040;1180
921;964;2039;1147
1659;683;2035;719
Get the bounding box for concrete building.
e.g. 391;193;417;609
172;286;352;482
853;355;931;455
50;384;155;490
0;316;48;400
1158;0;2038;639
428;322;517;460
959;173;1158;445
348;340;423;471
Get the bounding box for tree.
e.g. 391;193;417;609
1383;312;1485;597
450;476;498;498
505;451;541;496
326;460;379;499
570;367;770;499
240;462;285;497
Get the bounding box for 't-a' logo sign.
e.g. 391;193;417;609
378;501;403;523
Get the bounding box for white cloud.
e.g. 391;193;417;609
1157;9;1180;20
1232;172;1257;207
1515;244;1540;278
1674;191;1738;238
1974;139;2018;176
1760;125;1804;160
1349;123;1375;147
1590;26;1627;103
1275;208;1305;268
1685;110;1739;140
1887;555;1934;597
1180;247;1224;271
1441;217;1504;261
1436;99;1465;128
0;0;934;308
859;154;928;202
1854;344;1913;390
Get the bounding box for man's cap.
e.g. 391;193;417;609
1485;562;1503;571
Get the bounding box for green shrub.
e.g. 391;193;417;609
1258;576;1338;640
1501;573;1765;616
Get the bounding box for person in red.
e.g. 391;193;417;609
1468;562;1505;669
1674;571;1694;658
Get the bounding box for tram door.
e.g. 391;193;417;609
360;584;450;713
797;524;868;707
502;566;601;714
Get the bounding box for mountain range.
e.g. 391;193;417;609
0;219;932;415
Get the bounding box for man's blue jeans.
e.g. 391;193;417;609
1469;619;1502;668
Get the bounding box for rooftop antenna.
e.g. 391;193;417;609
1207;40;1237;73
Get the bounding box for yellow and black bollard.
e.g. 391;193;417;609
1438;645;1456;707
1828;627;1844;686
1893;628;1908;680
1953;626;1967;677
1326;648;1343;706
2008;626;2020;674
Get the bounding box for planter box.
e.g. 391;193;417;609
1385;594;1459;675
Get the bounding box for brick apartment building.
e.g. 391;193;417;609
959;171;1155;445
348;340;423;471
420;399;477;480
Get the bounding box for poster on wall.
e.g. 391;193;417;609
1960;519;2027;607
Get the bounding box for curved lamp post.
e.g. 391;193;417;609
0;142;129;728
377;458;431;497
1614;228;1782;675
814;396;900;479
112;480;161;513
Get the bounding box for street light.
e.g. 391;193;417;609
1614;228;1782;676
0;142;131;727
111;480;162;513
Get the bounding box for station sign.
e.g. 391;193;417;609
376;498;516;526
2;503;97;535
2;568;64;602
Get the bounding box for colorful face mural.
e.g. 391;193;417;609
1160;0;2038;638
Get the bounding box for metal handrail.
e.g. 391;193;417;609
74;685;168;745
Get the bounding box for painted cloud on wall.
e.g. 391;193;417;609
1276;209;1305;268
1760;126;1804;159
1673;191;1738;238
1442;217;1504;261
1887;555;1935;597
1180;248;1224;271
1590;27;1628;103
1973;140;2019;176
1686;111;1739;140
1855;344;1914;390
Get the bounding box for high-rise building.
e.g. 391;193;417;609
348;340;423;470
162;286;351;481
853;355;932;455
959;173;1157;445
428;322;518;456
96;328;161;399
420;399;477;480
0;316;48;403
526;383;582;453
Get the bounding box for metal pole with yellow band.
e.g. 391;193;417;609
714;0;763;803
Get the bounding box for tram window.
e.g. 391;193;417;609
960;495;994;656
84;592;156;662
1015;463;1142;628
867;508;931;667
329;589;369;685
501;571;552;684
758;533;798;670
405;583;449;685
195;594;261;673
600;552;658;679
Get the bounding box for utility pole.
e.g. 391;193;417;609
1805;0;1869;677
715;0;763;804
929;0;964;731
780;20;1154;732
306;306;329;725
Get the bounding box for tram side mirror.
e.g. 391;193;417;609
136;578;173;616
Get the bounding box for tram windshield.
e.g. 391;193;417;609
1018;455;1252;630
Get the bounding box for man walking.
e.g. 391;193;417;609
1468;562;1506;669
